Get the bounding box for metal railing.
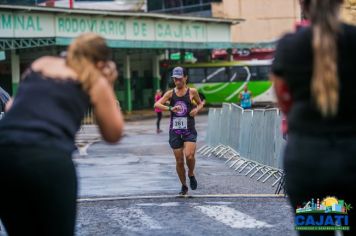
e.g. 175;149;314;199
81;100;121;125
82;106;96;125
198;103;286;194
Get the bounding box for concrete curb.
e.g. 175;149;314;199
78;194;286;202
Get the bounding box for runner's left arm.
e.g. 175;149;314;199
190;89;204;116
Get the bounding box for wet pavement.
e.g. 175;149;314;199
0;115;297;236
71;115;297;236
73;115;278;198
76;197;296;236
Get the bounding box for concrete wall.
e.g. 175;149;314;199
212;0;301;43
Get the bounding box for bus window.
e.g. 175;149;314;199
249;66;258;80
258;66;271;80
206;67;229;83
188;68;206;83
229;66;249;82
246;65;271;81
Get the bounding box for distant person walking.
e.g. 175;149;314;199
271;0;356;235
0;33;124;236
239;84;252;109
155;89;163;134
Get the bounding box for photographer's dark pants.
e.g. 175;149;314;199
284;133;356;236
0;146;77;236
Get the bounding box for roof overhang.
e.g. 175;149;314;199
0;5;243;24
0;5;245;50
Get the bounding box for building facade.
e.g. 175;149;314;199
0;5;237;111
147;0;301;43
211;0;300;42
148;0;221;17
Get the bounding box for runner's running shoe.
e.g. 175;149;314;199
179;185;188;195
189;176;198;190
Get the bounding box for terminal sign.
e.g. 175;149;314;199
0;11;227;43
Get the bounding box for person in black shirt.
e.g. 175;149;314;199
0;33;124;236
271;0;356;235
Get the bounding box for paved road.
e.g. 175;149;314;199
74;115;280;197
0;115;297;236
76;197;296;236
72;115;297;236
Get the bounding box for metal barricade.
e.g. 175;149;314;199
199;103;286;192
228;104;242;151
220;103;231;146
200;108;222;156
81;100;121;125
82;106;96;125
238;109;253;159
274;110;286;169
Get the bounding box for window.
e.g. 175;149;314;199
249;66;258;80
188;68;206;83
248;65;271;81
258;66;271;81
229;66;249;82
183;0;200;6
147;0;164;11
164;0;181;8
203;0;222;2
206;67;228;83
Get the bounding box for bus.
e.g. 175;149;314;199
165;59;276;105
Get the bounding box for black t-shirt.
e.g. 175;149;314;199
0;70;90;153
272;23;356;136
169;88;195;135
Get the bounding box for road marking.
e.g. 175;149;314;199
136;202;181;207
107;207;163;232
205;201;233;205
195;205;273;229
78;194;285;202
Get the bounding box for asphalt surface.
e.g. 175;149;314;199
73;115;296;236
74;115;280;198
0;115;297;236
76;197;296;236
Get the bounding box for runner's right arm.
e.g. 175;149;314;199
154;90;175;111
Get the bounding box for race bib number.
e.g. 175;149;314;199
173;117;188;130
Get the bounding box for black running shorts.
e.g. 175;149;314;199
169;129;197;149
